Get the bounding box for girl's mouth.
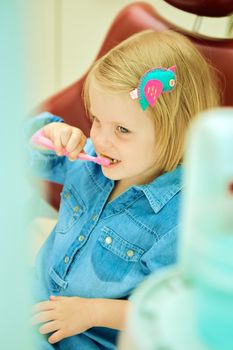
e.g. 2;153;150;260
100;153;121;166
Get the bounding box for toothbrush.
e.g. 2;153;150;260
30;128;111;166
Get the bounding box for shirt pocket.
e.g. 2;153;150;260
55;185;86;234
91;226;144;282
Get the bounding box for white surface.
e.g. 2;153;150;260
126;268;210;350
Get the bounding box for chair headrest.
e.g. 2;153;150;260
164;0;233;17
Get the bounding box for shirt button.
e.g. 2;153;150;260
64;256;69;264
64;193;70;199
105;236;112;245
92;214;97;221
73;205;79;212
78;235;85;242
126;250;134;258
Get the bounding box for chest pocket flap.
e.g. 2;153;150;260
55;185;86;234
92;226;144;282
99;226;144;262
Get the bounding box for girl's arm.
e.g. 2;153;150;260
93;298;130;331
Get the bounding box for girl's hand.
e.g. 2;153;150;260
43;122;87;161
31;296;96;344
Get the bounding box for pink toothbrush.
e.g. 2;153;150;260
30;128;111;166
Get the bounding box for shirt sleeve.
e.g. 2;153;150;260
25;111;64;139
139;224;180;274
26;112;71;185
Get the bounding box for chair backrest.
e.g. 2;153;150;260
37;2;233;210
164;0;233;17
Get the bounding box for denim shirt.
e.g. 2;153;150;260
28;112;183;350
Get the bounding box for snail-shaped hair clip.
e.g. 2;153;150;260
129;66;177;110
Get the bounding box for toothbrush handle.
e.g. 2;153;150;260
30;128;110;166
31;130;87;158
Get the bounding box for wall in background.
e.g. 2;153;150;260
26;0;231;114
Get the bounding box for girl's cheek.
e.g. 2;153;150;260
90;127;96;141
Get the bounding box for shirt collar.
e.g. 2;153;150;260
84;137;183;213
133;165;183;213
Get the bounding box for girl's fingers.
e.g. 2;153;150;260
31;310;55;325
50;295;66;300
32;300;56;314
39;320;60;335
53;130;65;156
60;127;73;151
65;129;83;153
48;329;66;344
42;124;86;159
66;130;86;160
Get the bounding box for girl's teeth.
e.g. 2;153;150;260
100;154;119;164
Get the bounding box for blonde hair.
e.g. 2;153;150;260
83;30;220;172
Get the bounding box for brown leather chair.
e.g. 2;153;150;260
164;0;233;17
36;1;233;210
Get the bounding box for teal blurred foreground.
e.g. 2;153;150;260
0;1;33;349
181;108;233;350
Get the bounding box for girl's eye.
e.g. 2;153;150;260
117;126;129;134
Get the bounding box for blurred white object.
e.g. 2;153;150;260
123;268;209;350
180;108;233;278
180;108;233;350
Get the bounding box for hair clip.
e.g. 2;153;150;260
129;66;177;110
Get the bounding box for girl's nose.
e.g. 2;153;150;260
96;129;113;149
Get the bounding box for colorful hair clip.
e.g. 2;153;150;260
129;66;177;110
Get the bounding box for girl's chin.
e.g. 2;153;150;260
101;168;122;180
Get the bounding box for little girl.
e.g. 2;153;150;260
29;30;219;350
